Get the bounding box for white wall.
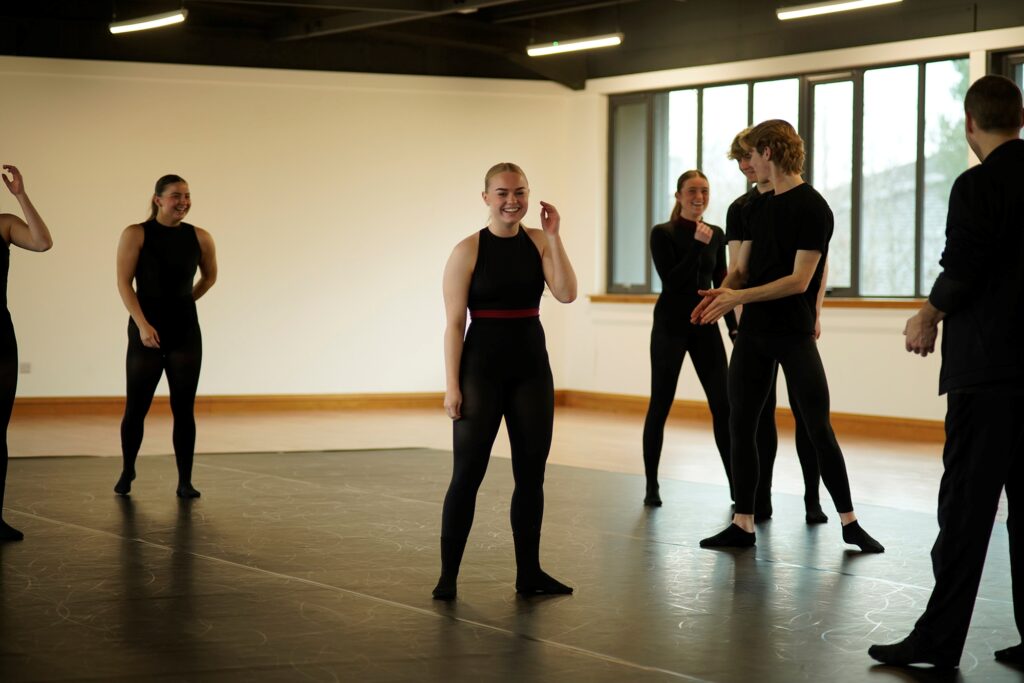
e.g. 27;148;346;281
3;20;1022;422
0;57;573;397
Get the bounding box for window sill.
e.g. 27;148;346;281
589;294;925;309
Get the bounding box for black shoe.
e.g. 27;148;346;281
515;571;573;596
176;483;201;499
995;643;1024;665
432;577;457;601
0;520;24;542
754;505;773;522
700;523;755;548
868;633;958;668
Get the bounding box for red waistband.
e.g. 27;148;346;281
470;308;540;319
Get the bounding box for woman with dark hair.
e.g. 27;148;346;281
0;165;52;541
641;170;736;507
433;162;577;600
114;175;217;499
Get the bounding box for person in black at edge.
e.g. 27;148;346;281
0;165;53;541
433;162;577;600
869;75;1024;669
692;120;883;553
642;170;736;507
114;175;217;499
725;130;827;525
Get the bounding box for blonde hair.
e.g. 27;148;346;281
743;120;805;176
483;162;528;191
669;170;708;222
727;127;753;161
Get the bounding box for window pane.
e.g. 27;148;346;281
861;65;918;296
921;59;969;294
701;84;749;229
650;90;698;293
753;78;800;129
610;101;648;289
1015;62;1024;138
811;80;854;289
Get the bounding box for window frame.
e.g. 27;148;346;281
607;54;971;299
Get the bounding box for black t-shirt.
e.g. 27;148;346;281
725;185;759;244
650;218;730;334
740;184;831;335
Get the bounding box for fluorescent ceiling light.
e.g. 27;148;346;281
110;9;188;35
527;33;623;57
776;0;901;21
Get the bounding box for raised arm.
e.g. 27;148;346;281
192;227;218;301
1;165;53;252
116;225;160;349
535;201;576;303
442;236;476;420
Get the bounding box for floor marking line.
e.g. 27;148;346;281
6;508;711;683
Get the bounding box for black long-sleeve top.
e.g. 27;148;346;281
650;218;737;336
928;138;1024;394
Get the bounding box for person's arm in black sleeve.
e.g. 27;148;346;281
927;176;988;315
650;226;701;290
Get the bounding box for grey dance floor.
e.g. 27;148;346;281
0;448;1019;682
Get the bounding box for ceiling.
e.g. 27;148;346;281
2;1;1023;89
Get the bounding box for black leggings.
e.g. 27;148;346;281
120;319;202;484
729;332;852;515
642;324;731;493
441;319;554;540
755;367;822;509
0;315;16;513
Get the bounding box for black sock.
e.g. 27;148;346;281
842;520;884;553
516;570;573;596
868;632;957;668
805;501;828;524
754;504;773;522
700;523;755;548
0;519;23;541
114;469;136;496
176;483;201;499
432;536;467;600
643;481;662;507
995;644;1024;664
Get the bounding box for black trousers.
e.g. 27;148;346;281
755;366;822;510
0;313;16;514
728;332;852;515
913;391;1024;657
642;323;731;494
441;319;554;540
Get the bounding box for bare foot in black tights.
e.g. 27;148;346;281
432;576;457;601
0;519;23;541
516;570;573;596
643;483;662;507
805;502;828;524
176;483;201;499
114;470;135;496
842;520;884;553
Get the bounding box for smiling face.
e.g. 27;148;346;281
674;176;710;222
153;181;191;225
482;171;529;229
736;144;758;184
748;147;772;184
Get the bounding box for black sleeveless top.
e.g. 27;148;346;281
134;219;200;332
0;240;8;312
467;227;544;312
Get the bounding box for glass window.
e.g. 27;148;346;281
609;100;648;291
700;84;748;229
753;79;800;129
921;59;969;293
811;80;854;290
860;64;918;297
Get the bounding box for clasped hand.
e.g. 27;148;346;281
691;288;740;325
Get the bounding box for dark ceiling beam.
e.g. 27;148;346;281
197;0;439;11
371;23;587;89
489;0;641;24
273;0;528;41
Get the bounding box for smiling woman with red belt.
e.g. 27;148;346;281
433;162;577;601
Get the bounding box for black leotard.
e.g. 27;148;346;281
119;219;203;495
0;241;19;536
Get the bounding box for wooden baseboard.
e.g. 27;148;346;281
13;390;944;442
12;393;445;418
557;389;945;443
